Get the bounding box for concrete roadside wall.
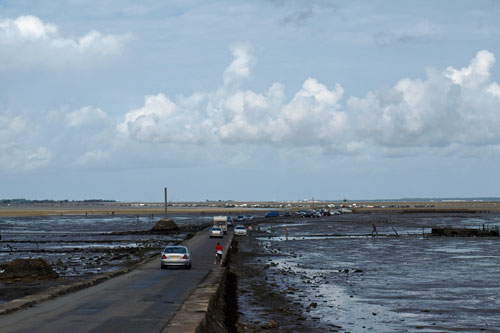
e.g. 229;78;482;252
164;234;235;333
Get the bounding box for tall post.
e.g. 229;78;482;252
164;187;168;219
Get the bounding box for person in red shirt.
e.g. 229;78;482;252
215;242;223;264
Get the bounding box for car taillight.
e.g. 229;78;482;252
162;254;167;259
183;255;188;259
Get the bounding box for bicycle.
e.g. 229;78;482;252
214;250;223;265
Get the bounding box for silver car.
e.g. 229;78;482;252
234;225;248;236
160;245;192;269
210;226;224;238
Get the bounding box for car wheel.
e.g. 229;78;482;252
186;264;192;270
161;265;166;270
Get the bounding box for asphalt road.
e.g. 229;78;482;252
0;227;233;333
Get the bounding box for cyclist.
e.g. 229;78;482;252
215;242;223;265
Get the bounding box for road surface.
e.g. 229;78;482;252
0;228;233;332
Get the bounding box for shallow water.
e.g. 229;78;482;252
255;212;500;332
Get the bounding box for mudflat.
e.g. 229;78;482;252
230;210;500;331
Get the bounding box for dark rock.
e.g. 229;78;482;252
151;219;179;232
0;258;59;281
261;320;279;329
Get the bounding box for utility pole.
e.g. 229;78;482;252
164;187;168;219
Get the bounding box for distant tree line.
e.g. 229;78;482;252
0;199;116;204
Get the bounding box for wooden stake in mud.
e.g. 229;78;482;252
164;187;168;219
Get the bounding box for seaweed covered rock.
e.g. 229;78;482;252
0;258;59;281
151;218;179;232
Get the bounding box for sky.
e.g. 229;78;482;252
2;0;500;202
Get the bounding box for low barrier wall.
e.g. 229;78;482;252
163;234;235;333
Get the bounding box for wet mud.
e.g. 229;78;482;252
231;212;500;332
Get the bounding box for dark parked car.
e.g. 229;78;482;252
265;211;280;218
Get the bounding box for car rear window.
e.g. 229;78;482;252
163;247;187;254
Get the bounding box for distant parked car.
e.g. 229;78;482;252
236;215;245;222
245;214;254;221
295;210;306;217
265;211;280;218
234;225;248;236
160;245;192;269
210;226;224;238
284;212;291;217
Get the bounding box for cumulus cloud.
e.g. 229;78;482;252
0;113;30;140
119;46;349;148
349;50;500;148
120;47;500;155
0;144;52;171
0;15;130;68
76;149;109;165
223;44;255;86
65;106;107;128
118;93;212;144
0;104;116;172
0;111;51;171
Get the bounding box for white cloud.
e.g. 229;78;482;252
223;44;255;86
8;45;500;174
0;15;130;68
269;78;346;144
119;79;347;147
487;82;500;97
118;93;213;144
445;50;495;87
349;50;500;148
22;147;52;170
0;15;57;41
76;149;109;165
0;143;52;171
0;113;30;140
65;106;107;128
119;45;349;149
0;111;51;171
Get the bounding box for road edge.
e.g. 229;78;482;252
163;233;235;333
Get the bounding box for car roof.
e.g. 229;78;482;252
235;225;245;228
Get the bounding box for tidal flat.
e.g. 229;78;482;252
232;212;500;332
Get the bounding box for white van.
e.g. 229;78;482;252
213;216;228;234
